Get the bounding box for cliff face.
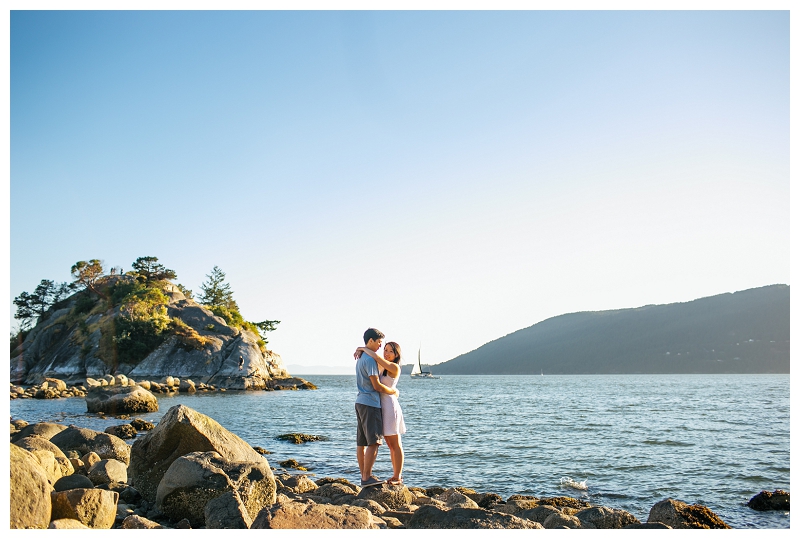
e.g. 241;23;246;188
10;278;288;388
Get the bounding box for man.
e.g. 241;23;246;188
355;327;398;487
238;355;244;370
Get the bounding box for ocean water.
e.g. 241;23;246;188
10;374;789;529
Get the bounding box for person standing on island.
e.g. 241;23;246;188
355;328;399;487
238;355;244;370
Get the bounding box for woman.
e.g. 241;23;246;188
355;341;406;485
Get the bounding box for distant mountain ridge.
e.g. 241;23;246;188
433;285;789;375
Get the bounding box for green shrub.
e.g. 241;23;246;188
210;305;244;328
169;318;208;350
73;294;96;315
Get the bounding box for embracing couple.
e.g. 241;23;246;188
354;327;406;488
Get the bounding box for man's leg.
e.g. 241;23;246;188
362;443;379;481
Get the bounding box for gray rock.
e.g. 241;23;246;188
647;498;730;529
575;505;639;528
281;474;319;493
50;488;119;529
49;518;90;529
315;481;358;500
54;474;95;491
156;450;275;527
121;514;164;529
519;504;562;524
14;435;74;479
407;505;541;529
435;488;480;509
205;491;253;529
129;404;272;503
356;483;414;509
87;458;128;485
85;385;158;414
251;500;379;529
104;423;138;439
50;425;131;464
11;421;67;443
352;498;387;515
747;490;790;511
543;512;588;529
10;444;52;529
26;449;62;484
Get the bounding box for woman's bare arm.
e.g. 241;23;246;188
369;375;399;396
358;347;400;378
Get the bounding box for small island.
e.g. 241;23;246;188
10;256;312;391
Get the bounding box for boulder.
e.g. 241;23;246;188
121;515;164;529
435;488;480;509
54;474;95;491
27;449;62;484
50;488;119;529
13;435;74;478
251;500;379;529
281;474;320;494
129;404;269;503
44;377;68;391
87;459;128;485
179;379;197;393
747;490;790;511
647;498;730;529
82;451;101;469
105;424;138;439
85;377;101;387
519;504;561;524
356;483;414;509
114;374;129;386
575;505;640;528
136;380;151;390
49;518;90;529
205;491;253;529
85;385;158;414
543;512;587;529
50;426;131;464
11;421;67;443
314;481;359;500
130;418;156;431
9;444;52;529
156;450;275;527
352;498;387;515
493;498;539;514
407;505;541;529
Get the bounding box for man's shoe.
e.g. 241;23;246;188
361;475;385;488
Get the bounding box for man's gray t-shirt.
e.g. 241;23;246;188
355;353;381;408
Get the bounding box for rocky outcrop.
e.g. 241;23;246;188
10;278;290;387
10;444;52;529
50;488;119;529
356;483;414;510
85;385;159;414
406;505;541;529
251;500;380;529
11;421;66;442
575;505;640;528
156;451;275;527
129;404;273;504
13;435;74;479
49;425;131;465
747;490;789;511
647;498;730;529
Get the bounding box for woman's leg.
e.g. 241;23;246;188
384;434;404;482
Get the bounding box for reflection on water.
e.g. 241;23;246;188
10;374;789;529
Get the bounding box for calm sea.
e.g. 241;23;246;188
10;374;789;529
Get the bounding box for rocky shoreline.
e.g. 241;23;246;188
10;374;317;402
10;401;789;529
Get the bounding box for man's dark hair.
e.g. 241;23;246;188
363;327;385;344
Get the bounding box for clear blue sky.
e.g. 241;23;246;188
8;10;790;370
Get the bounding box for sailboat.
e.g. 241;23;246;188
410;345;439;379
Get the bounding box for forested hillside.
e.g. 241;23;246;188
433;285;789;374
